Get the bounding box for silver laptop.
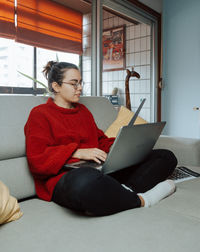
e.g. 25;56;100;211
127;98;146;126
64;98;165;174
64;122;166;174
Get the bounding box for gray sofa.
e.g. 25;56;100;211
1;95;200;252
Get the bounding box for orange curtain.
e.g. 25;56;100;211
16;0;82;54
0;0;15;39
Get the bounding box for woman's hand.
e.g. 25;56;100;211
72;148;107;164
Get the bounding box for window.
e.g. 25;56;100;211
37;47;80;89
0;37;33;88
0;0;82;95
0;37;80;94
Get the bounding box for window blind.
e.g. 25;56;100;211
16;0;82;54
0;0;15;39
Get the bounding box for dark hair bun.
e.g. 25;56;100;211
43;61;79;93
43;61;57;79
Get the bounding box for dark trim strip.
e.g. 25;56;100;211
0;86;46;95
127;0;161;18
157;16;162;122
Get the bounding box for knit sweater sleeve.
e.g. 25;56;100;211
81;104;115;153
24;109;78;179
96;126;115;153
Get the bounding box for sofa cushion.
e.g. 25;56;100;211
105;105;147;137
80;96;118;132
0;96;48;160
155;135;200;166
0;95;117;161
0;181;23;224
158;177;200;219
0;157;35;200
0;195;200;252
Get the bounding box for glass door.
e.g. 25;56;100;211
92;0;159;122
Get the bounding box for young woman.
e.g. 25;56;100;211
24;61;177;216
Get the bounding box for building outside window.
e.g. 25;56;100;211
0;37;80;93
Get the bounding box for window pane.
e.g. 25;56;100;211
102;9;152;122
36;48;80;89
82;12;92;96
0;37;33;87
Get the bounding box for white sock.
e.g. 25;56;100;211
138;180;176;208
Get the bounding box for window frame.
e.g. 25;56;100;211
0;45;82;95
0;45;45;95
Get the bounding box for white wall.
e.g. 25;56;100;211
162;0;200;138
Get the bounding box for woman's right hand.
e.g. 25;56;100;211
72;148;107;164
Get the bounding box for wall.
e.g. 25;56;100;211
162;0;200;138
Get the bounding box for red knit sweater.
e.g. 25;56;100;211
24;98;115;201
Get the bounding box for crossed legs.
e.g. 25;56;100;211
52;149;177;216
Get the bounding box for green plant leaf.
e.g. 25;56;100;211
17;71;50;93
56;53;59;62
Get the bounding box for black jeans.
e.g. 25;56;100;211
52;149;177;216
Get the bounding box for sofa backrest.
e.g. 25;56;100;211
0;95;117;200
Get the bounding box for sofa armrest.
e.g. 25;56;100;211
154;135;200;167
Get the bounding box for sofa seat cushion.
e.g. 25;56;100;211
1;180;200;252
158;177;200;219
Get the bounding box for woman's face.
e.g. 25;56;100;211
53;68;82;105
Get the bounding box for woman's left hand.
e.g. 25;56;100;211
72;148;107;164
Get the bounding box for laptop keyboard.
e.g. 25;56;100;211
169;168;191;180
168;166;200;182
81;162;99;168
73;161;104;169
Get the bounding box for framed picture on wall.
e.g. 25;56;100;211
102;25;126;71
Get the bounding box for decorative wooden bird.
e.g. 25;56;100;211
125;67;140;110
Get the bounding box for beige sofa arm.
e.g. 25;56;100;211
154;135;200;167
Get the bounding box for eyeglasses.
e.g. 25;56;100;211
62;81;84;89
